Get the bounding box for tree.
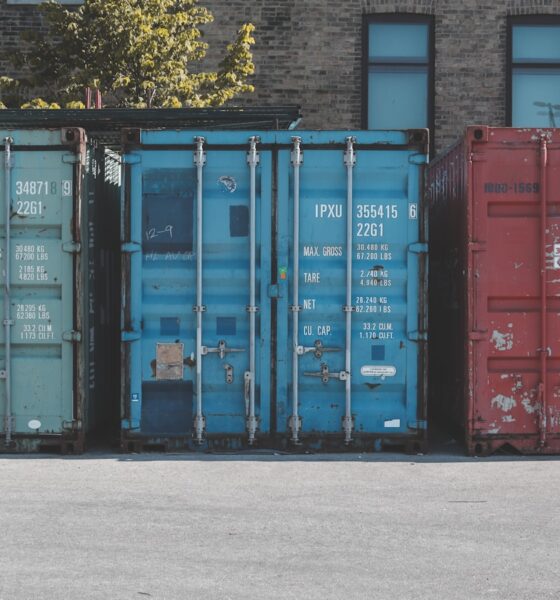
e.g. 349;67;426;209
5;0;255;108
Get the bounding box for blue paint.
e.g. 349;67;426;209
229;205;249;237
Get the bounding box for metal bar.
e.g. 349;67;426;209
193;137;206;444
289;137;303;444
3;137;13;447
342;136;356;444
538;137;549;448
246;136;260;444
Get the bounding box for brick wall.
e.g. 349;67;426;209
1;0;559;153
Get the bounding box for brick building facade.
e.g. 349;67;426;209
0;0;559;153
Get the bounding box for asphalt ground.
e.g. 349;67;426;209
0;439;559;600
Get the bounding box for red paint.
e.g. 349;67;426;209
429;126;560;455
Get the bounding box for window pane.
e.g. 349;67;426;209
513;25;560;62
369;23;428;62
512;68;560;127
368;66;428;129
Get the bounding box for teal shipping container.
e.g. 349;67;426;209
0;129;96;453
120;129;428;452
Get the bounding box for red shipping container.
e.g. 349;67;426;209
429;126;560;455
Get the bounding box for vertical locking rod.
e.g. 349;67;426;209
342;136;356;444
3;138;13;446
246;136;260;444
538;137;549;448
289;137;303;443
193;137;206;444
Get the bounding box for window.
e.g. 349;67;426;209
508;16;560;127
363;15;434;136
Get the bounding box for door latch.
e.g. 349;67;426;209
303;363;348;384
201;340;244;360
297;339;341;359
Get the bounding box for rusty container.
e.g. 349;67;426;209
429;126;560;455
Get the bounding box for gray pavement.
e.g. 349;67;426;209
0;446;559;600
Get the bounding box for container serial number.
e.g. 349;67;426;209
484;182;539;194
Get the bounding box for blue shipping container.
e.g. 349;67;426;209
121;130;428;451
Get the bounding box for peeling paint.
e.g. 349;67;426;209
487;428;501;434
491;394;516;412
501;415;515;423
491;330;513;351
521;395;539;415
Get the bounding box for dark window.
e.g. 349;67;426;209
363;15;434;138
508;16;560;127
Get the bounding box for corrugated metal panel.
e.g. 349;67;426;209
0;128;90;453
121;129;428;451
429;126;560;455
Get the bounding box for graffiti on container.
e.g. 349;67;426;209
491;394;516;412
146;224;174;240
491;329;513;351
144;251;195;262
218;175;237;193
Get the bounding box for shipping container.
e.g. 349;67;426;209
0;128;95;453
120;129;428;451
429;126;560;455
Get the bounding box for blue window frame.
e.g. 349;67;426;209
508;16;560;127
363;15;434;141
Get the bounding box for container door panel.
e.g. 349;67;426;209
277;138;426;447
472;143;560;442
0;148;74;434
124;144;271;446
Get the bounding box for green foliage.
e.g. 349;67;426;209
10;0;256;108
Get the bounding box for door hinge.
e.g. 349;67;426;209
62;419;82;432
62;330;82;342
121;242;141;253
468;241;486;252
62;241;81;254
122;153;142;165
468;330;487;341
470;153;487;163
409;242;428;254
409;153;428;165
121;330;141;342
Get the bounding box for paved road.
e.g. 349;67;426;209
0;447;559;600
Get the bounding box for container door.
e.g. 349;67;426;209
469;131;560;453
122;138;272;447
276;133;427;448
0;132;78;441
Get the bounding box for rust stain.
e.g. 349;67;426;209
150;359;156;378
366;383;381;390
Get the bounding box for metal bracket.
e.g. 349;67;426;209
62;330;82;342
62;241;81;254
0;370;6;380
344;136;357;166
289;305;302;312
202;339;244;360
194;137;206;167
296;339;341;359
291;136;303;166
342;305;355;313
224;363;234;384
192;305;207;313
2;319;13;326
303;363;348;384
247;136;260;166
246;305;260;313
